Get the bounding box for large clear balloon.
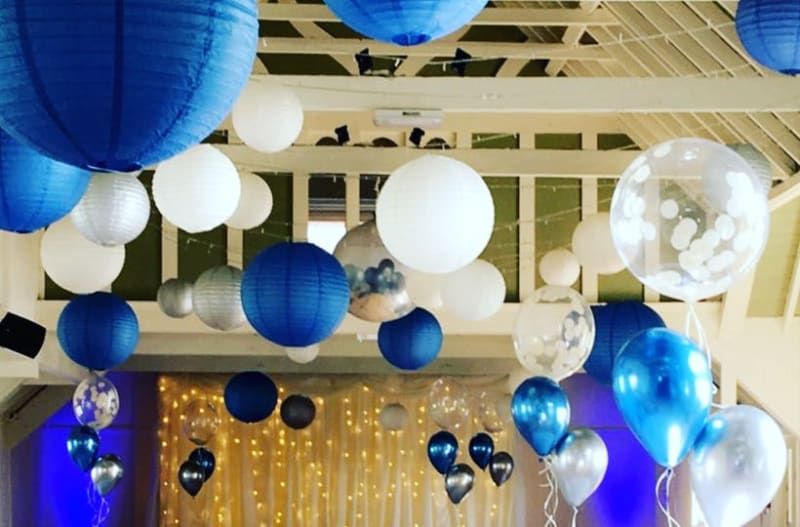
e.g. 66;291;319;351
73;374;120;431
690;405;787;527
610;138;770;302
478;391;511;434
182;400;221;446
334;221;413;322
428;378;471;431
550;428;609;508
513;286;595;381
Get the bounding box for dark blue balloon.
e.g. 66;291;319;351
378;308;442;371
427;430;458;475
585;302;665;385
224;371;278;424
67;425;100;472
736;0;800;75
0;129;90;233
512;376;570;457
468;433;494;470
612;328;713;468
0;0;257;172
241;242;350;347
57;292;139;371
188;447;216;482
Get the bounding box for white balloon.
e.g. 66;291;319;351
225;173;273;230
286;345;319;365
406;270;443;311
70;173;150;246
539;249;580;287
572;213;626;275
192;266;245;331
153;145;241;234
232;80;304;154
41;218;125;294
379;403;409;431
441;259;505;321
376;155;494;274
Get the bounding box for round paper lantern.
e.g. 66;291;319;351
286;345;319;365
0;1;258;172
572;213;625;275
225;173;273;230
153;145;241;233
406;270;444;311
232;81;304;154
379;403;410;431
70;173;150;246
584;302;665;385
729;144;772;196
57;292;139;371
441;259;505;321
241;242;350;347
224;371;278;424
378;308;442;371
0;129;90;233
157;279;194;319
192;266;245;331
376;155;494;274
736;0;800;75
323;0;488;46
41;218;125;294
539;249;581;287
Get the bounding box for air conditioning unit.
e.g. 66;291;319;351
373;109;444;129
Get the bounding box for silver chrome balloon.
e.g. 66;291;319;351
488;451;514;487
444;463;475;505
157;278;194;318
192;265;245;331
90;454;124;496
550;428;609;508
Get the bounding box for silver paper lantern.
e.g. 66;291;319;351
193;265;245;331
157;278;194;318
70;173;150;246
729;144;772;196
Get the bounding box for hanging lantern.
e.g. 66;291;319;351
440;259;506;321
323;0;488;46
157;279;194;319
224;371;279;424
0;0;258;171
192;266;246;332
0;129;90;233
232;81;304;154
70;173;150;246
378;308;442;371
539;249;581;287
572;213;626;275
736;0;800;75
225;173;273;230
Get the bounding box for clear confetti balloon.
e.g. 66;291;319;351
513;285;595;381
182;400;221;446
610;138;770;302
479;391;512;434
429;378;471;431
72;374;120;430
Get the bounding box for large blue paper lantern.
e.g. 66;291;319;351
224;371;278;424
0;129;90;233
378;308;442;371
323;0;488;46
736;0;800;75
57;292;139;371
584;302;665;386
241;242;350;347
0;0;258;172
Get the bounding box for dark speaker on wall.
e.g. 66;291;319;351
0;312;46;360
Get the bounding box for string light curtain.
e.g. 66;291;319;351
158;375;514;527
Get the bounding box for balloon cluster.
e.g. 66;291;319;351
178;399;221;497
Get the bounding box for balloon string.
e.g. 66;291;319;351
539;460;558;527
655;468;681;527
571;506;578;527
87;483;110;527
684;303;711;367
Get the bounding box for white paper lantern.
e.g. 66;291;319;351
192;265;246;331
70;173;150;246
153;145;241;233
376;155;494;274
225;173;273;230
232;80;304;154
539;249;581;287
286;345;320;364
572;213;626;275
406;270;443;310
441;259;505;321
41;218;125;294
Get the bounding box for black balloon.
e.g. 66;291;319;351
280;394;316;430
488;451;514;487
178;460;205;497
444;463;475;505
188;447;216;481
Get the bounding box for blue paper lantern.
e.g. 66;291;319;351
224;371;278;424
736;0;800;75
584;302;665;386
323;0;488;46
57;292;139;371
0;0;258;172
0;129;90;233
378;308;442;371
241;242;350;347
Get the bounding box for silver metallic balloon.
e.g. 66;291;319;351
378;403;409;431
90;454;124;496
550;428;608;508
488;451;514;487
158;278;194;318
70;173;150;246
72;374;120;430
429;378;470;431
690;405;787;527
444;463;475;505
192;265;245;331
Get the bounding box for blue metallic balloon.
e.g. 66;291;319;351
468;432;494;470
188;447;216;482
511;377;570;457
66;425;100;472
612;328;713;468
427;430;458;475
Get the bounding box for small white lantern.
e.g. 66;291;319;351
571;213;626;275
232;80;304;154
441;259;505;321
225;173;273;230
405;270;444;310
286;345;319;365
153;145;241;234
70;173;150;246
539;249;581;287
192;265;246;331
